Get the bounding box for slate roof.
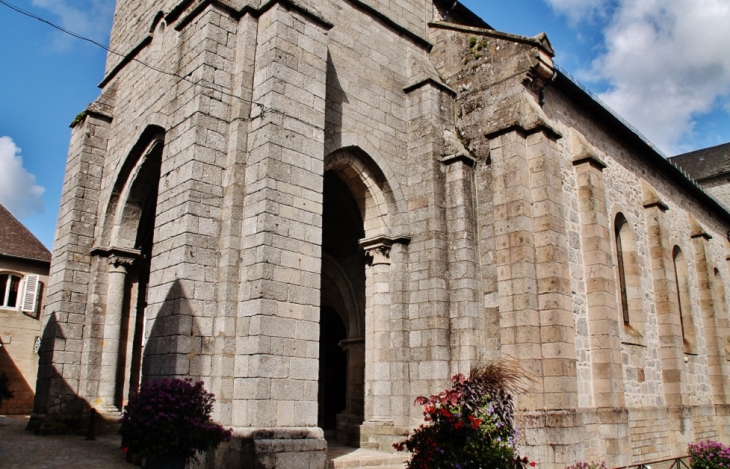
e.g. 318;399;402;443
670;142;730;181
0;203;51;264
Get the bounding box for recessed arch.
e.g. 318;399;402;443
614;212;644;337
321;253;363;340
149;11;165;33
673;245;697;354
99;125;165;249
325;147;399;239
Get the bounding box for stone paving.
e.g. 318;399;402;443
0;415;406;469
0;415;129;468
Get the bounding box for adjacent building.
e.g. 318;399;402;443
32;1;730;467
672;142;730;211
0;203;50;414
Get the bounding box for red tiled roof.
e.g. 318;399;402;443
0;203;51;263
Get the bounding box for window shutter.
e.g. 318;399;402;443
21;274;40;313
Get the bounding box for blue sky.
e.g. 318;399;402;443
0;0;729;249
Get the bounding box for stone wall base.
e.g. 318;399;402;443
199;428;327;469
518;405;730;468
25;410;120;436
336;413;363;447
360;419;410;452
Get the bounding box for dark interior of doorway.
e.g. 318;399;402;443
318;306;347;431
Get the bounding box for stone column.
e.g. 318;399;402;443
489;125;585;467
360;236;409;451
689;219;728;405
572;149;625;409
336;338;364;446
572;139;629;467
30;105;111;429
98;252;135;413
643;184;687;407
230;4;331;468
442;152;482;376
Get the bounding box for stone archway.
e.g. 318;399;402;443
320;147;407;448
320;171;366;446
93;129;164;412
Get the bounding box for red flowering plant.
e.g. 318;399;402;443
120;378;232;460
395;361;537;469
688;440;730;469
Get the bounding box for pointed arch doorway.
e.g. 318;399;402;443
95;130;163;412
319;170;366;446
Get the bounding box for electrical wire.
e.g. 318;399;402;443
0;0;283;119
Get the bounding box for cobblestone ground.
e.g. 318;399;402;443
0;415;129;468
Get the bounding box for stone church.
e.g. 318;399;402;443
32;0;730;467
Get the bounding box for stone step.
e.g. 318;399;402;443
327;441;408;469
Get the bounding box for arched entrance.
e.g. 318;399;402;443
319;170;366;446
119;169;159;408
95;129;163;412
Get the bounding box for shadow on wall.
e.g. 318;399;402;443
0;345;34;414
142;279;202;384
27;280;202;434
27;312;93;434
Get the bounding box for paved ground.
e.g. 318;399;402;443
0;415;406;469
0;415;129;468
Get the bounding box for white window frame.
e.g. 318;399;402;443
0;272;40;313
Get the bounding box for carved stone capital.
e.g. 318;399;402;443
91;245;140;273
109;254;135;270
359;236;411;266
364;244;391;265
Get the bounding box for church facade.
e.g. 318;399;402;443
33;0;730;467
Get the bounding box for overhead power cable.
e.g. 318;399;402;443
0;0;282;119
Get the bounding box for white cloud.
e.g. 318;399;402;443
31;0;115;49
548;0;730;154
544;0;611;24
0;137;45;218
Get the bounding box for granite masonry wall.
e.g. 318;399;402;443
33;0;730;467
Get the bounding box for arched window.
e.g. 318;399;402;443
713;268;727;319
712;268;730;360
0;273;21;308
614;213;643;334
673;246;697;354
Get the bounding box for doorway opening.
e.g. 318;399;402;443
113;141;162;410
319;170;366;446
318;306;347;431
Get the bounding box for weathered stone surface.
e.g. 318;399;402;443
34;1;730;468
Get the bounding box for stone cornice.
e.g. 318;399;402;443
403;78;456;96
428;21;555;57
173;0;334;32
90;246;141;262
643;201;670;212
98;35;153;89
641;180;669;212
570;132;606;170
441;153;477;168
484;93;562;141
688;214;712;240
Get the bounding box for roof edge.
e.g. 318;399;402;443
552;66;730;226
